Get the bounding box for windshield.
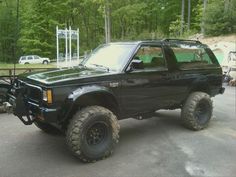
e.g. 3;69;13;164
83;44;136;71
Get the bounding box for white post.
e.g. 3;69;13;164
65;28;68;67
69;26;72;67
77;28;80;62
56;26;59;68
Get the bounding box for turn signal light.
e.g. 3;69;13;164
43;89;53;104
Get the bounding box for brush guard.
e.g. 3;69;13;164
13;92;35;125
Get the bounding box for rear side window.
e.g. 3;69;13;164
170;43;216;69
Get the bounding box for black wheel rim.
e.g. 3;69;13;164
194;100;211;124
86;121;108;146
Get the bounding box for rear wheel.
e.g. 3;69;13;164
181;92;213;130
43;60;48;64
66;106;120;163
34;120;61;134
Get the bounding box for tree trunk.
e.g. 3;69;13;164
224;0;230;12
181;0;185;36
104;8;108;43
107;4;111;43
187;0;191;31
201;0;207;35
104;0;111;43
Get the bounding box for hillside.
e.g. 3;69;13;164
200;34;236;65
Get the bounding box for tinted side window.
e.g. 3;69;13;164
134;45;166;70
170;43;215;69
28;56;33;60
21;57;26;60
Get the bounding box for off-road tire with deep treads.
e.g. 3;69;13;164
34;120;62;134
181;92;213;131
66;106;120;163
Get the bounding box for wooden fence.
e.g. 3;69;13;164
0;67;54;83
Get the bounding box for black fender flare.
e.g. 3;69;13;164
60;85;120;122
187;77;211;97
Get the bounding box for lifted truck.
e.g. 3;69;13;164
5;39;224;162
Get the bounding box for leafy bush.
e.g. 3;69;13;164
203;0;236;36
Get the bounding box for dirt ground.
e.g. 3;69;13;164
200;34;236;46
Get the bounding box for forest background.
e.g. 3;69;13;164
0;0;235;63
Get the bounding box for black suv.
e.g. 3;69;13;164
6;39;224;162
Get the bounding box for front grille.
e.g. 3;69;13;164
16;80;42;103
26;86;42;102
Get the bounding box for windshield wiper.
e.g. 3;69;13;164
90;64;110;72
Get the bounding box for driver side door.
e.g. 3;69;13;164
120;44;174;117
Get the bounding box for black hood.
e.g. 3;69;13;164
19;67;110;85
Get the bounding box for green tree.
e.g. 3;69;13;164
203;0;235;36
0;0;17;63
0;0;235;64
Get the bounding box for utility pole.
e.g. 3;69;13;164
187;0;191;31
201;0;207;35
180;0;185;36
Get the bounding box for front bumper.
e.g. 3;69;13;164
8;94;58;125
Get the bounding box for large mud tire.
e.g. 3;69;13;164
66;106;120;163
181;92;213;130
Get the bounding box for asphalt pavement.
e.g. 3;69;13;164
0;86;235;177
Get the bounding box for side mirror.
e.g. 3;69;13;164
127;59;144;72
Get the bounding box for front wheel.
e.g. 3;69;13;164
181;92;213;130
66;106;120;163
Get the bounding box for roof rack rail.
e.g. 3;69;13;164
162;38;202;44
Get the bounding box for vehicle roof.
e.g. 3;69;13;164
109;39;203;45
20;55;39;57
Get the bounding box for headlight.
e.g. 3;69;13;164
43;89;53;104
